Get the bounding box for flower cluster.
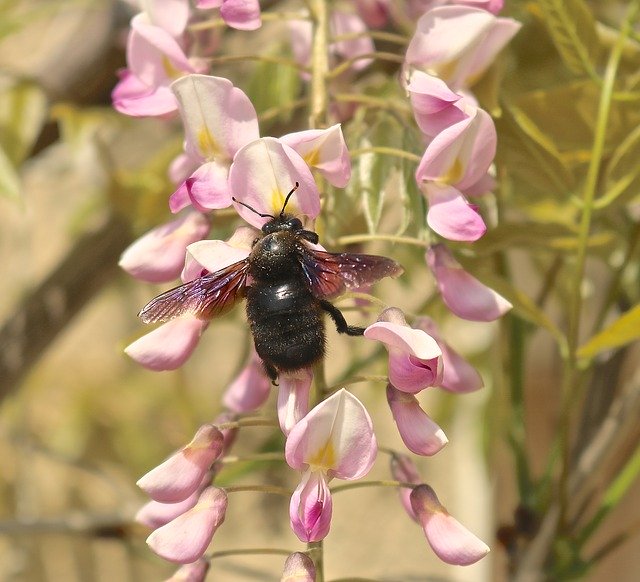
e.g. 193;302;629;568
114;1;521;579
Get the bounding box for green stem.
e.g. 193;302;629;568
331;480;415;494
334;93;411;114
207;547;294;560
350;146;421;163
204;54;309;72
216;417;279;431
327;52;405;78
225;484;291;497
220;452;285;465
307;540;324;582
309;0;330;129
336;233;428;248
324;374;388;394
558;0;634;530
331;30;408;45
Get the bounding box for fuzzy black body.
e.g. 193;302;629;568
245;223;326;378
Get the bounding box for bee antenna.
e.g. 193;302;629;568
232;197;275;219
279;182;300;218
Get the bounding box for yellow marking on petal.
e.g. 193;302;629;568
438;157;464;185
304;148;321;168
198;126;221;158
162;56;183;80
307;439;336;470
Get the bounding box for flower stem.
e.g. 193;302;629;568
220;452;285;465
225;484;291;497
207;547;293;560
336;233;428;248
324;375;388;394
350;146;420;163
216;417;279;431
308;0;330;129
308;540;324;582
331;480;416;494
327;52;405;79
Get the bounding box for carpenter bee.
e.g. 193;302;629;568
138;184;403;382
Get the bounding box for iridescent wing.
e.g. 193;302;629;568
138;260;250;324
299;247;403;299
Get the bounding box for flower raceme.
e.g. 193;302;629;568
285;389;377;542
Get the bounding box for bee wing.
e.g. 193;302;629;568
138;260;250;324
299;247;403;299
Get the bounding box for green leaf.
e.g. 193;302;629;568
535;0;601;77
577;303;640;359
358;138;387;234
0;80;47;166
599;123;640;209
0;144;20;201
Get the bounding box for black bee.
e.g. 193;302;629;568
138;184;403;382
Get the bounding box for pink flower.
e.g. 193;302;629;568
364;307;443;393
410;484;490;565
137;424;224;503
281;552;316;582
196;0;261;31
169;74;260;213
285;389;377;541
404;6;521;91
355;0;391;28
422;182;486;242
277;368;313;436
164;558;210;582
414;317;483;393
119;212;211;283
229;137;320;228
427;244;512;321
125;315;208;371
222;349;271;413
113;5;207;117
387;384;448;456
147;486;228;563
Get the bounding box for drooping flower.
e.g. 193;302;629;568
387;384;448;456
410;484;490;565
364;307;443;393
426;244;512;321
285;389;377;541
281;551;317;582
414;316;483;393
137;424;224;503
277;368;313;436
119;212;211;283
147;486;228;563
404;6;521;91
223;348;272;413
196;0;262;31
390;453;422;521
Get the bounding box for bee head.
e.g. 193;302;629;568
232;182;301;234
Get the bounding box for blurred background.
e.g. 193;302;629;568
0;1;639;581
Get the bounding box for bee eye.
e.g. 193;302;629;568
288;218;303;230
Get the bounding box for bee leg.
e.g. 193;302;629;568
262;360;279;386
319;299;366;336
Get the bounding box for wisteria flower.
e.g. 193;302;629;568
427;244;512;321
414;316;483;393
196;0;261;31
119;212;211;283
137;424;224;503
410;484;490;565
364;307;443;393
222;348;271;413
164;558;210;582
404;6;521;91
285;389;377;541
387;384;448;456
281;552;316;581
390;453;422;521
277;368;313;436
147;486;228;563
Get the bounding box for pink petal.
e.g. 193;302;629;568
125;316;207;371
229;138;320;228
414;317;483;393
197;0;223;7
147;486;228;564
279;124;351;188
416;107;496;191
410;484;490;565
407;71;467;136
405;6;520;90
169;161;233;213
119;213;211;283
169;153;200;185
330;11;374;71
223;350;271;412
424;183;486;242
144;0;191;38
461;170;496;197
137;425;224;503
390;454;422;522
355;0;390;28
220;0;262;30
281;552;316;581
289;471;333;542
164;559;210;582
112;70;179;117
426;244;512;321
171;74;259;162
212;410;239;455
285;389;377;480
181;227;254;281
277;368;313;436
387;384;448;456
